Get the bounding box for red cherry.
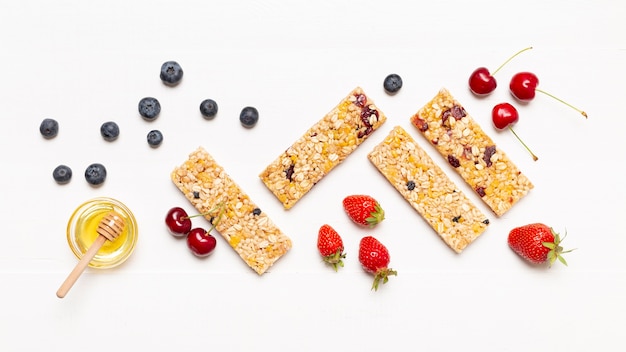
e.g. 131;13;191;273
492;102;519;129
492;103;538;161
186;228;217;257
165;207;192;237
468;47;532;96
468;67;497;95
510;71;587;118
509;72;539;101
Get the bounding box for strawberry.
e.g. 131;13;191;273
507;223;574;267
317;224;346;271
358;236;397;291
342;194;385;228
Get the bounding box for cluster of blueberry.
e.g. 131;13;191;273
49;62;408;186
137;96;164;147
40;118;108;186
135;60;188;147
141;61;259;133
41;61;187;186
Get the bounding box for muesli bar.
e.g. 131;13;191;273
171;147;292;275
259;86;387;209
410;88;533;216
368;126;490;253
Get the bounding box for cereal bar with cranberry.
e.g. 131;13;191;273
410;88;533;217
368;126;489;253
259;86;387;209
172;147;292;275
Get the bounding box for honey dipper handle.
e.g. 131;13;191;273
56;235;107;298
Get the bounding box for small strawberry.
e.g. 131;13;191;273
358;236;397;291
508;223;574;267
317;224;346;271
342;194;385;228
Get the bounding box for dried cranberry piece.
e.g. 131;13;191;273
475;186;486;197
360;105;379;127
442;105;467;127
413;117;429;132
451;104;466;119
370;106;379;119
441;109;452;127
354;93;367;107
483;145;496;167
285;164;295;182
447;155;461;168
357;126;373;138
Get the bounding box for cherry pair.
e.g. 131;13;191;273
165;204;224;257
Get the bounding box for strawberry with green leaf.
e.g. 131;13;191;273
358;236;396;291
317;224;346;272
508;223;574;266
342;195;385;228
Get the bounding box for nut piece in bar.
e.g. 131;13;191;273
171;147;292;275
368;126;490;253
410;88;533;217
259;86;387;209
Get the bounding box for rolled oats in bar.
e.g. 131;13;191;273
410;88;533;217
259;86;387;209
172;147;292;275
368;126;489;253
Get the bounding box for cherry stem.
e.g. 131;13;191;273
182;201;226;220
535;88;588;118
491;46;533;76
508;127;538;161
204;202;226;234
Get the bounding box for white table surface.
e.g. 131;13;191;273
1;1;625;351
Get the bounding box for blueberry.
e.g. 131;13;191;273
239;106;259;128
200;99;218;119
147;129;163;148
100;121;120;141
383;73;403;94
138;97;161;121
52;165;72;184
160;61;183;86
84;163;107;186
39;118;59;139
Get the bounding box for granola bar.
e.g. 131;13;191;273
410;88;533;216
368;126;489;253
171;147;292;275
259;86;387;209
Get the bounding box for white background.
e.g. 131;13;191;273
1;1;625;351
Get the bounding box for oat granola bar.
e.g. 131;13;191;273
171;147;292;275
368;126;489;253
410;88;533;216
259;86;387;209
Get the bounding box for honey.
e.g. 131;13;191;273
66;197;138;269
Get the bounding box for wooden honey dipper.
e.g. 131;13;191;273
56;211;125;298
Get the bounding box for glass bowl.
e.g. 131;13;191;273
66;197;138;269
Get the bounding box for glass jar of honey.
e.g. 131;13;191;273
66;197;138;269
